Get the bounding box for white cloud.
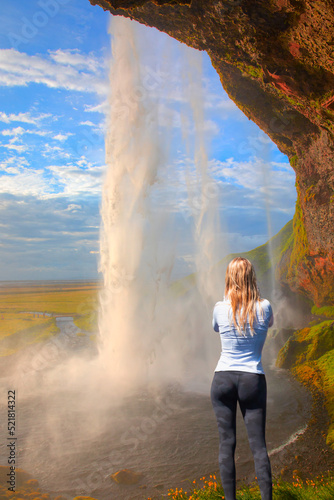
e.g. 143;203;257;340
80;121;96;127
47;164;105;196
53;132;73;141
0;111;50;125
49;49;102;72
0;167;48;197
3;144;27;152
0;156;28;172
207;157;296;213
2;126;25;136
0;160;105;198
42;144;71;159
147;155;296;220
1;126;49;138
65;204;82;212
203;119;220;135
0;164;20;174
84;101;109;114
0;137;28;152
0;49;108;95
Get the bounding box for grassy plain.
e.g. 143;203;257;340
0;281;101;356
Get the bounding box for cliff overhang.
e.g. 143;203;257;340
89;0;334;306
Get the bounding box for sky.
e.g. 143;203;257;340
0;0;297;281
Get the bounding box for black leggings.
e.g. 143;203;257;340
210;371;272;500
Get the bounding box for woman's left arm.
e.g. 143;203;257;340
212;306;219;332
268;303;274;327
269;313;274;327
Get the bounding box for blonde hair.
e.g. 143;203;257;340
225;257;262;335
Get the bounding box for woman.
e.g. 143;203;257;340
210;257;273;500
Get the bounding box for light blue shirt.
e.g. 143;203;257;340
212;299;273;374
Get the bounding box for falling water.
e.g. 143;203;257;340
97;16;223;394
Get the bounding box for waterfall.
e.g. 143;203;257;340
97;16;223;393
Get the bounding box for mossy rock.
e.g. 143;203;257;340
278;318;334;449
277;320;334;367
326;422;334;448
276;333;309;368
311;305;334;319
292;363;323;391
305;321;334;360
110;469;143;485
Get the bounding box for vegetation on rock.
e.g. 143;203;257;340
276;309;334;448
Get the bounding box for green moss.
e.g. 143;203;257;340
235;62;263;79
304;321;334;360
277;319;334;448
276;331;309;368
304;185;316;203
317;349;334;447
277;320;334;366
283;189;309;283
285;95;304;108
290;155;298;168
311;305;334;318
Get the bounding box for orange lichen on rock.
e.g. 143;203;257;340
289;42;302;58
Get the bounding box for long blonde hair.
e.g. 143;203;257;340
225;257;261;335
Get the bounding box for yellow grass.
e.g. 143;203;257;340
0;283;100;315
0;281;101;354
0;312;51;339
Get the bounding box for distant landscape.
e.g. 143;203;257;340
0;281;100;357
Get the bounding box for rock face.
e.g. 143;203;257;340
89;0;334;305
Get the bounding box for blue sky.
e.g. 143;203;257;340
0;0;296;281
